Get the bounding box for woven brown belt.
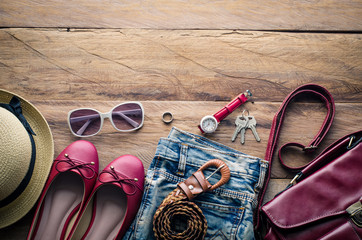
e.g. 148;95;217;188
153;159;231;240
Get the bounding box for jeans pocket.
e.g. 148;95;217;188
194;200;245;240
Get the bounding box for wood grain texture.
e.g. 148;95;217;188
0;0;362;31
0;1;361;238
30;100;361;178
0;29;361;102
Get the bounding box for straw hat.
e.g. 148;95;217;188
0;89;54;228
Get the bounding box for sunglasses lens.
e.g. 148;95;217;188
69;109;101;136
112;103;143;131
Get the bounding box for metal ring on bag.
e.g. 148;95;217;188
162;112;173;124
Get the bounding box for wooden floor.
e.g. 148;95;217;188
0;1;361;239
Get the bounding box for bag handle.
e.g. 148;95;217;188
254;84;335;236
267;84;335;171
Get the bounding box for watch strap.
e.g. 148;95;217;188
213;92;249;122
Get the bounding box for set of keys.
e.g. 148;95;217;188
231;111;261;144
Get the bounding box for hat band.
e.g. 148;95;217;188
0;96;36;208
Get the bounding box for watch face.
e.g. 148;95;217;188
200;116;218;133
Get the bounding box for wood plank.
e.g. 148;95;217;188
28;100;360;178
0;0;360;238
0;1;361;31
0;29;361;102
262;179;291;204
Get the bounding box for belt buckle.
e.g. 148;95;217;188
177;159;230;200
197;159;231;191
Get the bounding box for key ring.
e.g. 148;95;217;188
241;109;249;118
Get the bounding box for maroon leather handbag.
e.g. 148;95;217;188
255;84;362;240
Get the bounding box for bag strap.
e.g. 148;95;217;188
254;84;335;236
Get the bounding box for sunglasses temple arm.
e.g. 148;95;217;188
114;109;142;115
70;114;99;123
76;119;93;135
114;112;140;128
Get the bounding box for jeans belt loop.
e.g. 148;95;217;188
177;143;188;176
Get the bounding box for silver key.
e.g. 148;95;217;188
240;127;246;144
247;116;261;142
232;116;249;142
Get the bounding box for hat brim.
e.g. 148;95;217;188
0;89;54;228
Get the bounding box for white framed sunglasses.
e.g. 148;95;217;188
67;102;144;137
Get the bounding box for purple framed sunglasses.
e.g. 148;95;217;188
67;102;144;137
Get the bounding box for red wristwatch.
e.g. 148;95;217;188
198;90;252;133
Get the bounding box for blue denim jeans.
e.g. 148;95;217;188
123;127;268;240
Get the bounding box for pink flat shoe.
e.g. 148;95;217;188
67;154;144;240
27;140;99;240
